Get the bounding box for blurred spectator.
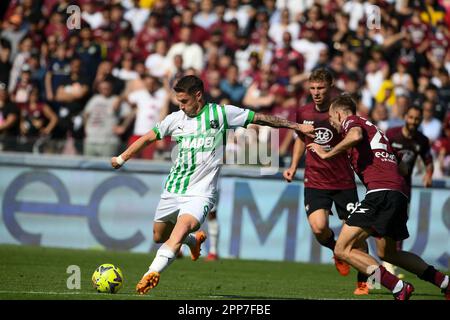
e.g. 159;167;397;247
109;3;133;37
83;79;131;157
0;14;27;62
19;86;58;153
392;58;415;93
403;6;431;54
76;26;102;84
234;33;253;79
369;102;390;132
224;0;253;33
194;0;219;30
92;60;124;96
272;31;304;85
432;115;450;176
203;69;231;105
345;21;374;63
145;39;171;79
300;3;328;43
240;51;263;88
426;21;449;69
375;78;396;109
270;84;297;166
124;75;168;159
420;0;446;27
45;42;70;102
0;82;20;151
0;40;12;87
201;47;221;90
268;8;299;49
292;26;326;72
112;51;139;82
11;64;33;108
423;83;447;121
44;11;68;42
8;35;33;93
387;91;409;129
437;68;450;115
123;0;150;35
53;57;90;154
220;64;246;105
171;8;210;46
342;0;365;31
247;29;274;69
277;0;313;19
135;12;169;61
109;34;132;66
243;68;275;111
166;26;204;74
420;99;443;143
331;11;351;54
81;1;105;30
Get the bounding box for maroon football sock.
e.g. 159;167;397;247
419;266;447;288
376;265;401;291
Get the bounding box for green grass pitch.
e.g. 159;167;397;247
0;244;446;300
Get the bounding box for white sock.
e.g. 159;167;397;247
440;275;449;289
207;218;219;255
146;244;176;274
392;280;404;294
183;233;196;249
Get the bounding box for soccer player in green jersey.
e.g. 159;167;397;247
111;75;314;294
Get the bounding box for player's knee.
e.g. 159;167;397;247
334;243;348;261
310;221;327;237
153;231;165;243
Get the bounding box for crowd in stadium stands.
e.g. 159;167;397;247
0;0;450;177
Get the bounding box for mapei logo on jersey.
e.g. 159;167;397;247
181;136;215;149
314;127;333;144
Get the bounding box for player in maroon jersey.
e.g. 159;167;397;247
307;94;449;300
383;105;434;276
283;68;369;295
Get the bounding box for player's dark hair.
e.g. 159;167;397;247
309;67;333;85
173;75;204;96
406;104;423;116
330;93;357;114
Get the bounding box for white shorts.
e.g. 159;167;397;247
154;193;215;225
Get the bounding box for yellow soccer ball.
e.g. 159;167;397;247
92;263;124;294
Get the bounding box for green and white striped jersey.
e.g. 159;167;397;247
152;103;255;198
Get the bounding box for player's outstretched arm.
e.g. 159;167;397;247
307;127;363;159
111;129;158;169
283;137;306;183
252;113;315;138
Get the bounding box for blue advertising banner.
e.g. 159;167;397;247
0;154;449;268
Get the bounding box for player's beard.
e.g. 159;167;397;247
406;123;419;135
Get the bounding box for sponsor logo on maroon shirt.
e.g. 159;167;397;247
296;103;355;190
342;115;407;195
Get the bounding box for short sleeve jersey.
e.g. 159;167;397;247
296;103;355;190
386;126;432;195
342;115;407;195
152;103;255;198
